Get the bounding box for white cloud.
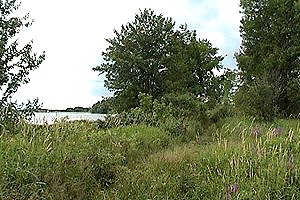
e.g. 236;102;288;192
13;0;241;109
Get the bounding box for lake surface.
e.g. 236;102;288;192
31;112;106;125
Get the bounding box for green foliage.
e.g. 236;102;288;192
164;26;224;99
102;93;208;141
0;121;174;199
202;69;237;123
94;9;176;111
0;99;40;134
94;9;224;112
0;0;45;132
1;117;300;199
163;92;205;120
236;0;300;119
0;0;45;101
107;93;173;128
206;101;233;123
234;79;279;121
90;97;112;114
102;89;236;141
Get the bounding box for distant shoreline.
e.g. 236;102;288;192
31;112;107;125
37;106;90;113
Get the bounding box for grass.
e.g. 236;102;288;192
0;117;299;199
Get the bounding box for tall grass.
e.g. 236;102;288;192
0;117;299;199
0;120;175;199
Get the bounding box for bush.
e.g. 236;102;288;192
206;102;233;124
162;92;206;120
101;93;207;141
234;81;278;121
0;100;40;135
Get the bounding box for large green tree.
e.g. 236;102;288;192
0;0;45;128
94;9;177;111
236;0;300;119
164;25;223;103
94;9;223;112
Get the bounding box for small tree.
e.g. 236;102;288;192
0;0;45;131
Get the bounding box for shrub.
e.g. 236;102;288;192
234;80;278;121
0;100;40;135
101;93;207;141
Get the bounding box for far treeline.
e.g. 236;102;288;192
93;0;300;122
37;107;90;113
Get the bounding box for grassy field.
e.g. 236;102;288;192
0;117;299;199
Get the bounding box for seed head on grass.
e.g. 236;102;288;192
225;182;239;200
286;154;296;171
251;125;262;137
271;127;284;136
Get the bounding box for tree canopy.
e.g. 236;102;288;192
94;9;223;112
235;0;300;119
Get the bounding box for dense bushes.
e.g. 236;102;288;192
101;93;208;141
234;80;278;121
101;92;233;141
90;97;112;114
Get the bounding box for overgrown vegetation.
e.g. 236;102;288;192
0;118;299;199
1;0;299;199
90;97;112;114
100;92;232;142
0;120;175;199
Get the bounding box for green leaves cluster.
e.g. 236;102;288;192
90;97;112;114
236;0;300;119
105;93;204;141
102;92;232;141
94;9;224;112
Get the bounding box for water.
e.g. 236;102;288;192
31;112;106;125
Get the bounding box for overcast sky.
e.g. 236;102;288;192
13;0;242;109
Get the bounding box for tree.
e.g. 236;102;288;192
235;0;300;119
165;26;223;103
94;9;177;111
94;9;223;112
0;0;45;130
90;97;112;114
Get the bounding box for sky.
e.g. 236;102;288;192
13;0;242;110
